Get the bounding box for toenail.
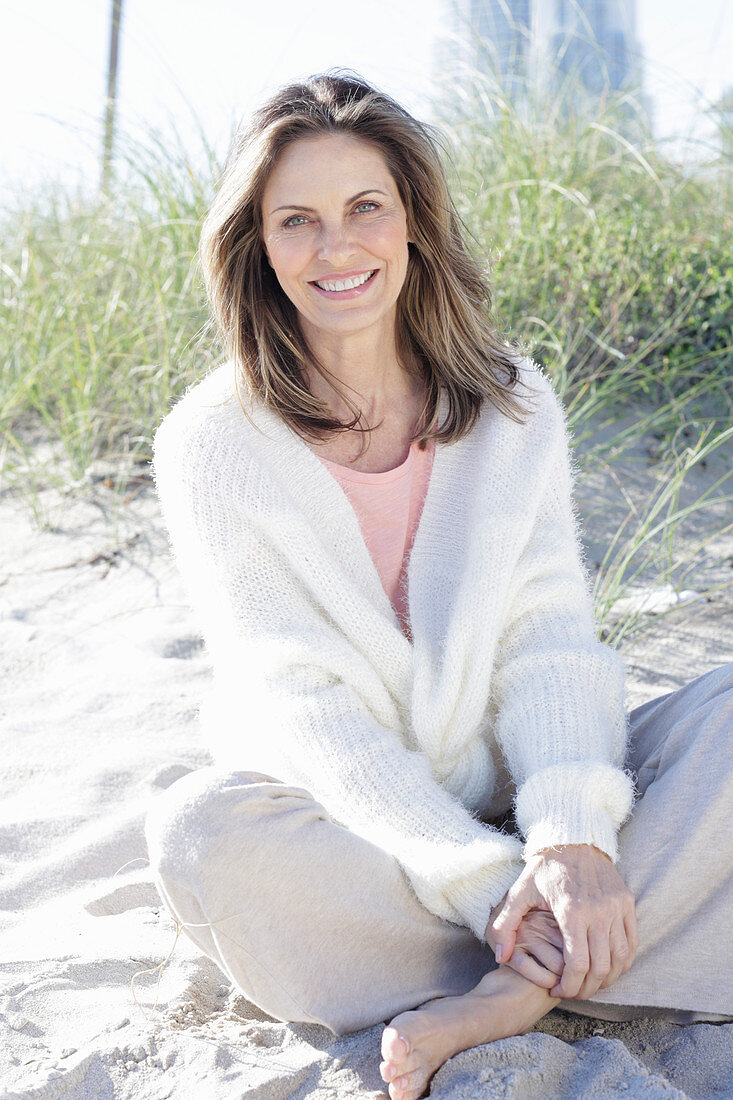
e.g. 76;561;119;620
397;1034;410;1055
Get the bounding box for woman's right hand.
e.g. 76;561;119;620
489;845;638;1000
485;906;565;990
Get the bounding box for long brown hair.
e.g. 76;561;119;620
198;70;529;454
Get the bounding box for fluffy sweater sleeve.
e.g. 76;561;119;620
152;405;525;941
492;394;635;864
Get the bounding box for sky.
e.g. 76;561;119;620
0;0;730;204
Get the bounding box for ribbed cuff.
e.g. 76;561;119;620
515;762;636;865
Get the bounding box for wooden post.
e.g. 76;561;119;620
101;0;124;195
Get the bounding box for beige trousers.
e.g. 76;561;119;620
144;664;733;1036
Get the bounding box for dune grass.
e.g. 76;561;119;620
0;119;219;490
0;69;731;643
432;55;732;644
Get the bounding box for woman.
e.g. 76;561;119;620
145;72;733;1100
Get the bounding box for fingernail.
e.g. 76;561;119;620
495;944;503;963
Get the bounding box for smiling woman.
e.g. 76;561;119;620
260;134;411;353
145;70;733;1100
195;70;525;471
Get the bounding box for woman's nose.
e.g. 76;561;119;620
316;222;356;266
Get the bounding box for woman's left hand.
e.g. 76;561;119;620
488;843;639;1000
485;907;565;990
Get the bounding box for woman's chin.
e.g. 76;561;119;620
299;307;396;346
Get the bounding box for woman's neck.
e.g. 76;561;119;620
300;321;422;421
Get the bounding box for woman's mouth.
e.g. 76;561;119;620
309;270;379;299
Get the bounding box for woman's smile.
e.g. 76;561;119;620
309;268;380;298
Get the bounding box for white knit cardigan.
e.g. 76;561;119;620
152;357;635;941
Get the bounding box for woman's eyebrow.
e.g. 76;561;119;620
269;189;390;214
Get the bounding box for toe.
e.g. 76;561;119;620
381;1025;410;1062
381;1052;423;1082
388;1076;409;1100
389;1069;429;1100
380;1059;397;1082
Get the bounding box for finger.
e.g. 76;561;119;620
515;926;564;976
490;885;537;963
623;908;639;969
577;924;611;1000
551;921;590;999
519;909;565;948
491;886;533;939
502;948;561;990
534;914;565;952
546;920;565;951
524;938;565;977
601;917;632;989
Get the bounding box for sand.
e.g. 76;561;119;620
1;436;732;1099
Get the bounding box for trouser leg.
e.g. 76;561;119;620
145;664;733;1033
561;662;733;1022
144;767;496;1036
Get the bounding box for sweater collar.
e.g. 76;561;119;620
228;367;457;650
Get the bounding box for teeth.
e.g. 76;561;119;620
314;271;375;292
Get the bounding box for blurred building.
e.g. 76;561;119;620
467;0;532;96
443;0;644;106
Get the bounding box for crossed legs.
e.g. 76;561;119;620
145;664;733;1098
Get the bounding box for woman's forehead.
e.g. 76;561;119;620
262;135;397;208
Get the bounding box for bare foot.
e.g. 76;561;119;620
379;965;559;1100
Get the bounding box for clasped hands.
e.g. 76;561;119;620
483;843;639;1000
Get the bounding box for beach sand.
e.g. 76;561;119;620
1;440;732;1099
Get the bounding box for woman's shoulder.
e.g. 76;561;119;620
151;360;274;508
154;360;237;445
513;356;566;418
152;360;264;467
477;355;568;446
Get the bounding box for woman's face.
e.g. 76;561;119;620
260;133;411;348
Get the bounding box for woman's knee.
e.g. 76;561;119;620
144;767;286;879
628;663;733;784
144;767;328;886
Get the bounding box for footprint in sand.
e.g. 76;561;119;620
159;635;205;660
83;881;160;916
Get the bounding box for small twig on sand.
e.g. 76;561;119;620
4;532;142;581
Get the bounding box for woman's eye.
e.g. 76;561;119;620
281;203;377;228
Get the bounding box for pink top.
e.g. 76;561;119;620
316;436;436;642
